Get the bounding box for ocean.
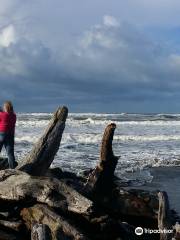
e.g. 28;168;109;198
3;112;180;185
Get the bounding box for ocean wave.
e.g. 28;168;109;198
18;113;52;117
69;113;180;121
17;112;180;120
15;112;180;130
16;120;49;127
15;136;39;143
114;135;180;141
63;133;180;144
15;118;180;129
68;118;180;126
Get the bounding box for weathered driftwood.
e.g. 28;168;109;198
158;191;173;240
0;169;66;210
47;167;158;219
31;224;52;240
22;204;135;240
173;223;180;240
101;187;159;221
0;219;23;232
85;123;118;194
17;106;68;175
21;204;89;240
83;123;159;222
84;213;137;240
0;169;93;215
46;167;84;183
48;168;159;224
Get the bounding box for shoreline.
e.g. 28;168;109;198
124;166;180;215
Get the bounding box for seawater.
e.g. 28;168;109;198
2;112;180;185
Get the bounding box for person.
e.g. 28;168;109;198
0;101;17;168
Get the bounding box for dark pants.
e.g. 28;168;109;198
0;132;16;169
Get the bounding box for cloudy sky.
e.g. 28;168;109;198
1;0;180;112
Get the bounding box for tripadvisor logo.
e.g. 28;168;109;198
135;227;173;235
135;227;143;235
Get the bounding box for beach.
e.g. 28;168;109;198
125;166;180;215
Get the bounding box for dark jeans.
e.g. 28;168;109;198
0;132;16;169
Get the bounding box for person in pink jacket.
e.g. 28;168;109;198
0;101;17;168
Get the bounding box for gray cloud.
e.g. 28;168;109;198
0;1;180;112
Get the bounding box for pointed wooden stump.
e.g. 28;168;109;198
85;123;119;194
17;106;68;176
158;191;173;240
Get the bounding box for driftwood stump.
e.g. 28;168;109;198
158;191;173;240
17;106;68;175
31;224;52;240
85;123;118;194
173;223;180;240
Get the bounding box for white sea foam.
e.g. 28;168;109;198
14;131;180;145
16;120;48;127
68;119;180;126
114;135;180;141
15;136;39;143
61;133;180;144
116;121;180;126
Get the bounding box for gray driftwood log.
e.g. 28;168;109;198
22;204;89;240
21;203;136;240
0;169;93;215
31;224;52;240
101;187;159;220
158;191;173;240
85;123;119;194
173;223;180;240
17;106;68;175
0;219;23;232
84;124;159;221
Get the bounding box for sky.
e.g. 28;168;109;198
1;0;180;113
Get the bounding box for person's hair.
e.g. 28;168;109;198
3;101;14;113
